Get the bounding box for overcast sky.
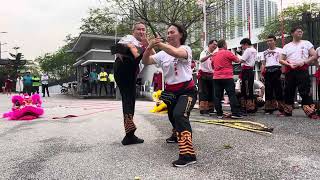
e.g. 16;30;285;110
0;0;104;60
0;0;317;60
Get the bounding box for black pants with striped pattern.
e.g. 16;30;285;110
166;89;197;158
114;57;139;136
283;70;316;117
241;69;254;100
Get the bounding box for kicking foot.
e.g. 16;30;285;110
121;135;144;145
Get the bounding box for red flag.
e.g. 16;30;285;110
281;0;285;47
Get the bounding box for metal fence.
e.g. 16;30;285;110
297;12;320;102
303;12;320;49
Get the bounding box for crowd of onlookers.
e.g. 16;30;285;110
1;71;50;97
81;67;116;96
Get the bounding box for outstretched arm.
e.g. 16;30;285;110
157;43;188;59
200;53;212;62
142;46;157;65
142;37;162;65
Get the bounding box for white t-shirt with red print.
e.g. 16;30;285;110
199;48;218;73
241;47;257;67
282;40;314;64
261;48;282;67
152;45;193;85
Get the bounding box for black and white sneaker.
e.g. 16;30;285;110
217;115;223;119
231;114;243;119
172;156;197;168
265;110;274;115
209;111;216;116
166;135;178;143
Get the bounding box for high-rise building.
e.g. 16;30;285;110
207;0;278;49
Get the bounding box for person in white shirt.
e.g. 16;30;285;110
280;26;318;119
235;79;265;97
113;21;149;145
16;74;24;94
261;35;284;115
143;23;197;167
198;39;218;115
41;73;50;97
239;38;257;114
235;79;265;109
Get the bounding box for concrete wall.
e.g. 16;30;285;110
85;51;114;61
48;85;62;94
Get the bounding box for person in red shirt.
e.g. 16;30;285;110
5;75;13;96
211;39;242;119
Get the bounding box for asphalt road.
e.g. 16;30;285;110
0;94;319;180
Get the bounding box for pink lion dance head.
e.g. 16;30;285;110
3;94;44;120
31;94;42;107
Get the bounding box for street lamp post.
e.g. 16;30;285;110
0;32;8;60
0;42;1;59
0;42;8;60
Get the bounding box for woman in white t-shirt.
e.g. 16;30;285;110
142;24;197;167
16;75;24;94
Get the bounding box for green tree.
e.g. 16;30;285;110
107;0;231;30
36;7;130;83
36;46;77;82
80;7;116;35
64;34;78;50
0;52;29;79
80;7;131;36
25;60;41;76
259;3;320;40
106;0;235;58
